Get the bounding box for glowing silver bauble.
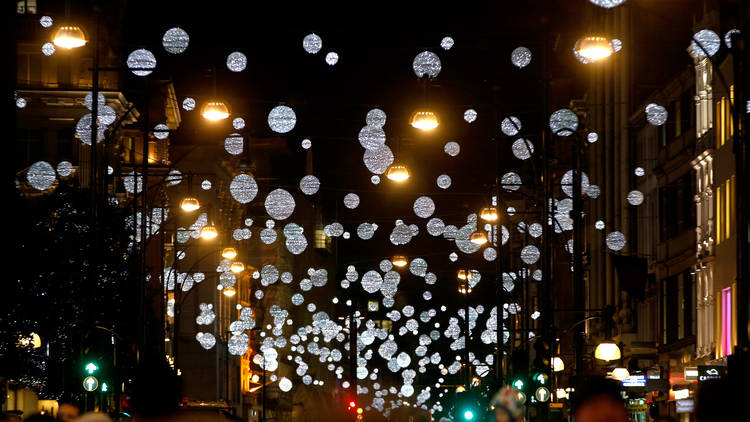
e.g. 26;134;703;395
412;51;442;78
27;161;56;190
162;27;189;54
127;49;156;76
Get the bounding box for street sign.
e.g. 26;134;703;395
83;376;99;392
676;400;694;413
535;387;550;403
622;375;646;387
697;366;725;381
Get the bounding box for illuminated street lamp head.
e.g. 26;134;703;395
52;24;87;49
200;224;218;240
480;206;499;222
391;255;408;268
222;286;236;297
409;109;439;131
386;164;410;182
594;339;621;361
180;196;200;212
201;100;230;121
221;247;238;260
611;367;630;381
470;232;488;245
457;269;467;280
552;356;565;372
230;261;245;273
574;36;614;63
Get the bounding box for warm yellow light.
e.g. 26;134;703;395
17;333;41;348
611;367;630;381
594;339;621;361
456;386;466;393
457;269;467;280
386;165;410;182
180;196;200;212
480;206;499;222
392;255;408;267
200;224;219;240
222;286;236;297
356;408;363;415
201;100;230;121
230;261;245;273
575;36;614;63
222;247;238;260
409;110;439;131
52;25;87;49
552;356;565;372
470;232;488;245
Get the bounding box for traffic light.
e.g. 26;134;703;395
511;377;526;391
347;399;357;411
453;391;483;422
533;338;551;370
510;349;529;394
531;338;552;406
85;362;99;375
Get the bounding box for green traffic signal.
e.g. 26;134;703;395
533;372;549;385
463;410;474;420
85;362;98;375
512;378;525;391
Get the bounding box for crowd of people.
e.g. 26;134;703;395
0;373;742;422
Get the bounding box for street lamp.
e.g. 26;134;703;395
200;224;219;240
551;356;565;372
480;206;499;222
180;196;200;212
611;367;630;381
52;24;87;49
201;100;231;121
391;255;408;268
574;35;614;63
594;339;621;361
230;261;245;274
386;164;410;182
221;247;238;260
409;109;439;131
470;232;488;245
457;269;467;280
222;286;236;297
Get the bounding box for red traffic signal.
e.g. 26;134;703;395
348;400;357;410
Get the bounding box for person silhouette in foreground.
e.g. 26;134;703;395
569;377;627;422
490;386;525;422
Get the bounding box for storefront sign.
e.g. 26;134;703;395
622;375;647;387
676;400;694;413
697;365;725;381
683;367;698;381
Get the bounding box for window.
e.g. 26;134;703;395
659;174;696;240
16;128;43;167
16;0;37;14
375;320;392;332
715;92;733;149
680;88;694;135
716;177;735;244
662;271;695;344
